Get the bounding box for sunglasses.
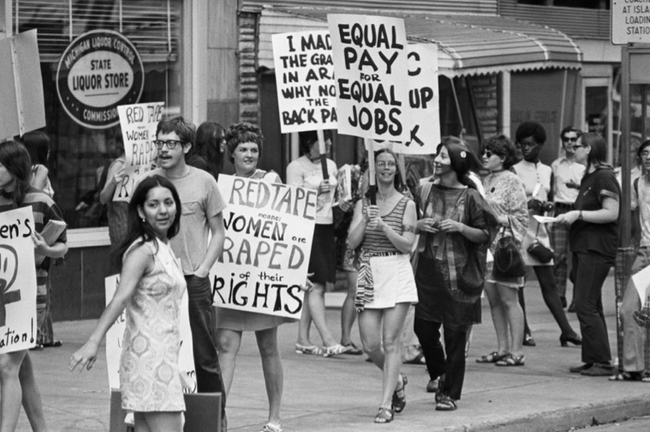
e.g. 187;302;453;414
562;136;579;143
483;150;498;158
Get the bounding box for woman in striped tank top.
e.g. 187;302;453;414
348;149;418;424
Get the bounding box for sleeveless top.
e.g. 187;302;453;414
356;195;409;310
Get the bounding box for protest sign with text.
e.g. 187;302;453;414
104;274;196;392
272;30;337;132
327;14;409;141
0;206;37;354
114;102;165;202
403;44;440;155
211;175;317;319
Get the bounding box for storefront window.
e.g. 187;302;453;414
14;0;183;228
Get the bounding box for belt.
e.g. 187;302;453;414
555;202;574;210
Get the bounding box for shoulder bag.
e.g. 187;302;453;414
493;222;527;278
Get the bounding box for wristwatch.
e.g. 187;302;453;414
578;210;583;220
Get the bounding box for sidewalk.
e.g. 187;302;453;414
17;273;650;432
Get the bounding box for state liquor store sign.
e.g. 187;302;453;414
56;30;144;129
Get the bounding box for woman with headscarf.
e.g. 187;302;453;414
413;137;497;412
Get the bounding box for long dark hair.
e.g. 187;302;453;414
0;140;33;205
195;121;225;179
111;175;182;271
437;136;481;189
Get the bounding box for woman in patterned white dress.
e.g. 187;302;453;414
70;175;187;432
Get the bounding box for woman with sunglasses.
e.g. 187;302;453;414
555;132;620;377
476;135;528;367
348;148;417;424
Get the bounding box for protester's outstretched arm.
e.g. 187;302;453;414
69;244;150;372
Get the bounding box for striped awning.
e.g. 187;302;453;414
256;6;582;77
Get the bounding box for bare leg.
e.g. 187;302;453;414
498;284;525;357
340;270;358;345
296;291;313;346
359;304;409;409
0;350;27;432
305;283;337;347
216;329;242;396
20;353;47;431
256;328;283;428
484;282;510;355
136;411;184;432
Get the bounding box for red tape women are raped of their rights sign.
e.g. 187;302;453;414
114;102;165;202
210;176;317;319
0;207;37;354
327;15;409;141
272;30;337;132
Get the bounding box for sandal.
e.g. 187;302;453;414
261;423;282;432
496;353;525;366
476;351;508;364
323;344;347;357
435;394;457;411
391;373;408;413
609;371;643;381
374;407;394;423
295;344;323;356
341;342;363;355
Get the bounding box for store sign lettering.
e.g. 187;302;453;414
56;30;144;129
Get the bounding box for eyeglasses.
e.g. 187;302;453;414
640;151;650;158
376;161;396;168
562;136;579;143
153;139;184;150
483;150;495;158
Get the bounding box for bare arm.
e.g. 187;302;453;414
347;200;366;250
31;165;49;191
195;212;225;278
99;160;125;204
69;244;151;372
556;196;619;225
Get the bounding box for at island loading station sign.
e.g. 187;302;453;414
612;0;650;45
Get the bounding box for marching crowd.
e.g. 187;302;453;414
1;115;648;432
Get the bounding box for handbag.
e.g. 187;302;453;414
527;223;554;263
493;224;527;278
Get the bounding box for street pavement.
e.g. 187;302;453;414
13;273;650;432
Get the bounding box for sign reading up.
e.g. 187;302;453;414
211;175;317;319
612;0;650;45
114;102;165;202
327;15;409;141
56;30;144;129
272;30;337;132
0;207;37;354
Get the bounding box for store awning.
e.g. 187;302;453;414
256;7;582;77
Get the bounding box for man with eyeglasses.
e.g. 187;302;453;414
148;116;228;428
615;139;650;381
550;126;585;311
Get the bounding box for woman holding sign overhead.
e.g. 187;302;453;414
70;175;186;432
0;140;68;432
347;148;418;424
216;122;287;432
288;130;348;357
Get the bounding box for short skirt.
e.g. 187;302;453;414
363;254;418;309
309;224;336;284
485;261;525;289
216;307;290;332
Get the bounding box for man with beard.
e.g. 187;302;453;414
550;127;585;311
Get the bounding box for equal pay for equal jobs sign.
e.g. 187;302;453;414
272;30;337;132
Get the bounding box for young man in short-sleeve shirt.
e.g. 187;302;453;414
149;116;227;408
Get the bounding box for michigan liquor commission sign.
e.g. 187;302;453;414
56;30;144;129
